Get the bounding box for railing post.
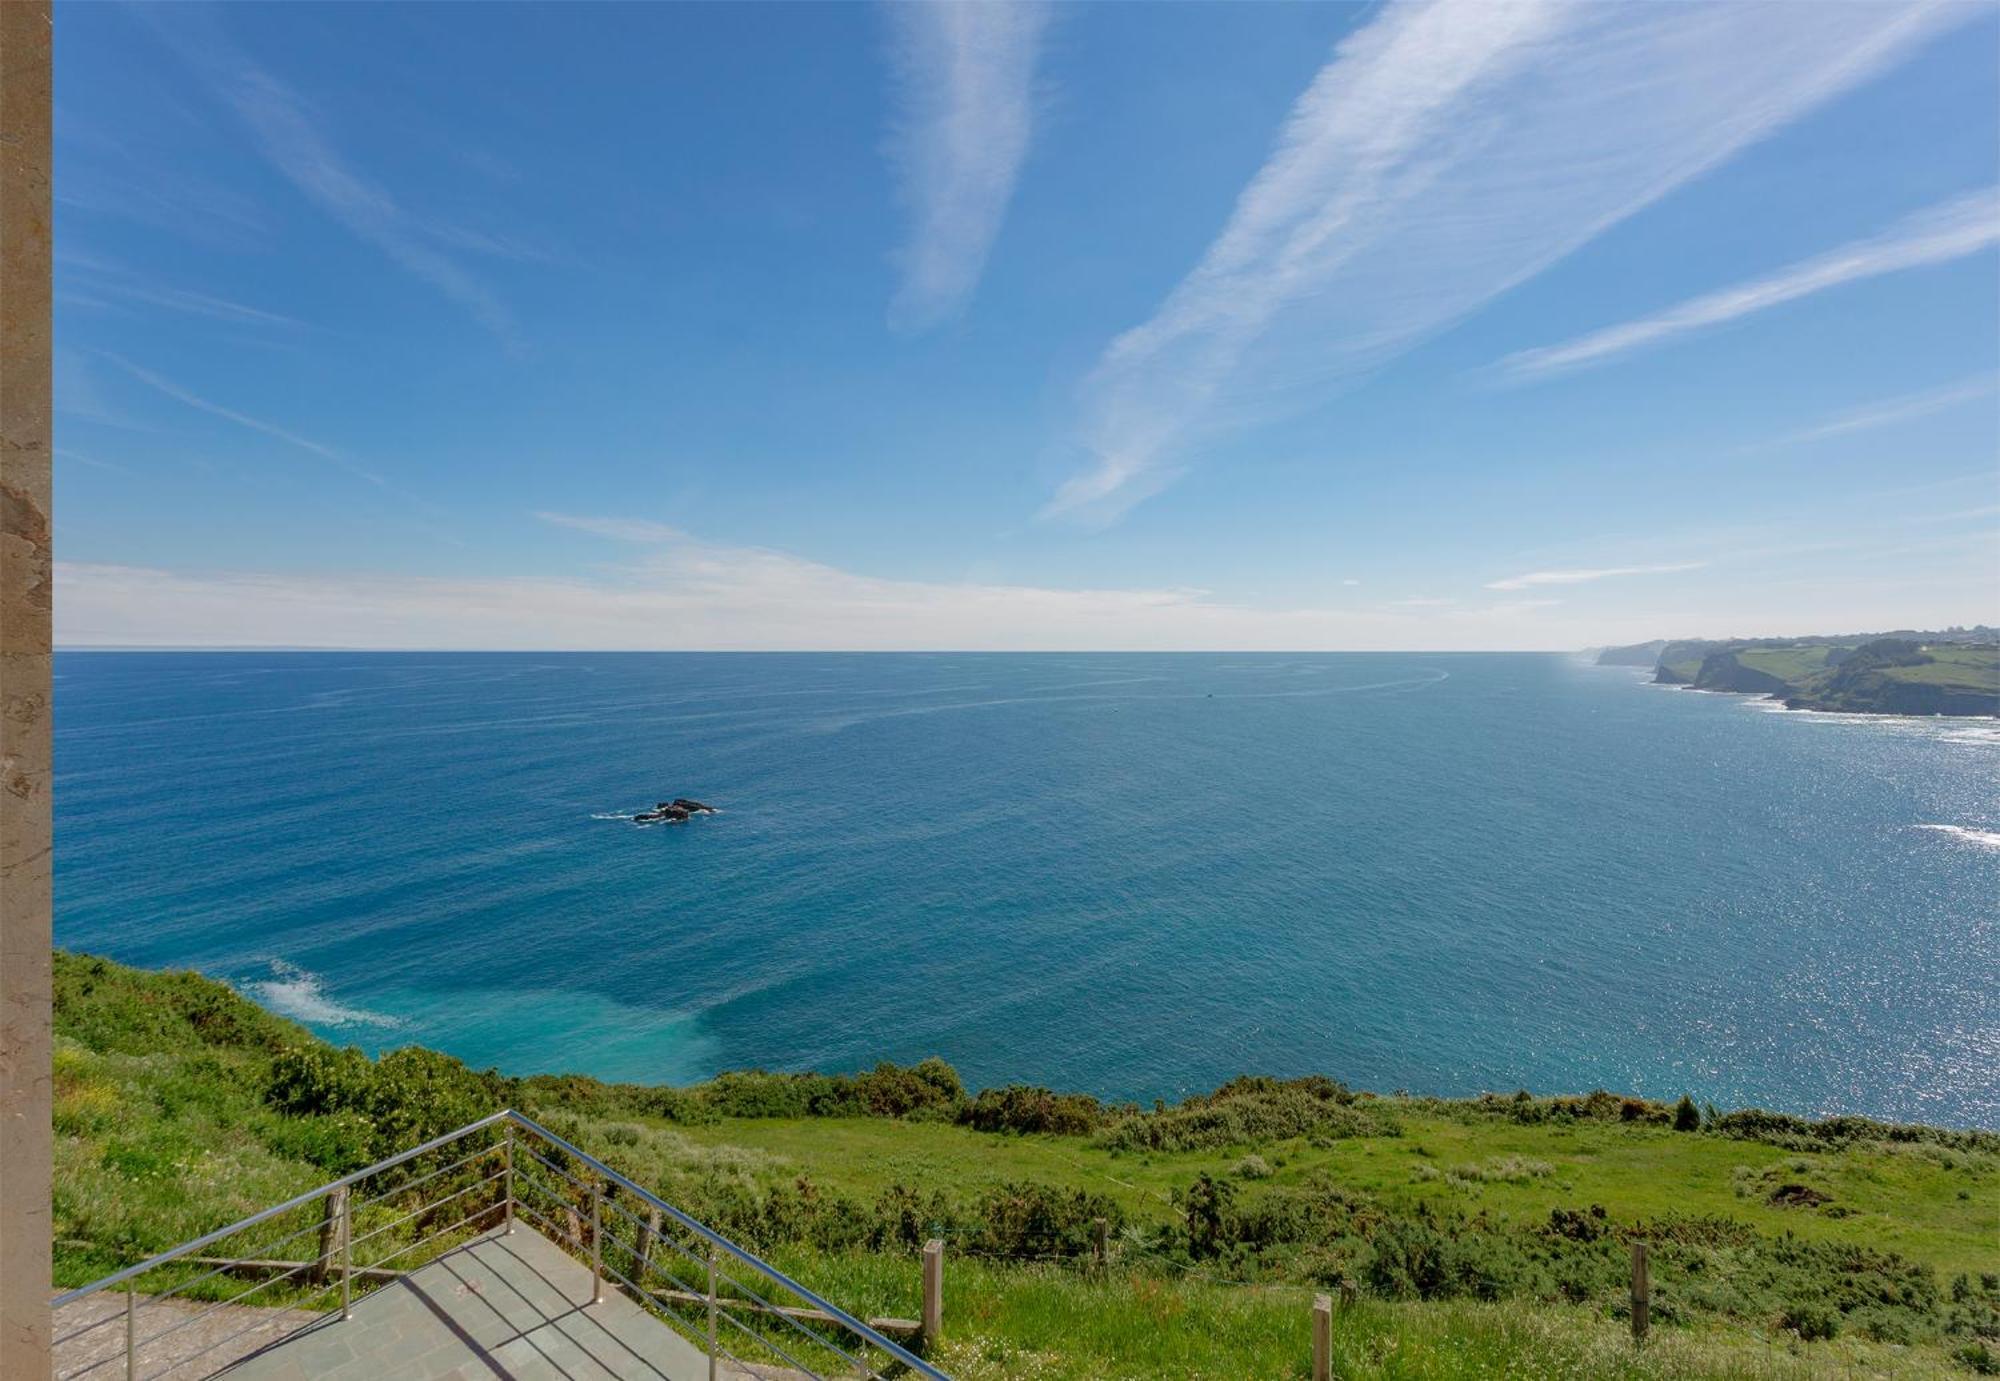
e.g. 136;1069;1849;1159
502;1128;515;1236
705;1244;719;1381
589;1184;605;1306
339;1187;353;1321
921;1238;943;1349
124;1285;135;1381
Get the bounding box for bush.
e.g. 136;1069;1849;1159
966;1183;1121;1261
1098;1076;1398;1152
1673;1095;1701;1131
264;1043;497;1161
680;1059;965;1122
1956;1342;2000;1376
960;1085;1104;1136
1176;1174;1235;1259
1232;1154;1273;1181
1779;1301;1840;1341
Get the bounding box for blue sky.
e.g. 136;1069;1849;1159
53;0;2000;650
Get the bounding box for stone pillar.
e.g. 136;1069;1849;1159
0;2;53;1376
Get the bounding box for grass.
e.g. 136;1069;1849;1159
49;951;2000;1377
753;1249;1983;1379
1733;648;1833;684
1890;644;2000;693
655;1110;1995;1279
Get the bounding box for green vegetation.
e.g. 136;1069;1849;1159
1609;629;2000;715
55;951;2000;1377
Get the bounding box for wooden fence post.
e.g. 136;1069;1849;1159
1312;1293;1331;1381
1630;1241;1650;1346
639;1205;662;1285
921;1239;944;1347
314;1188;347;1286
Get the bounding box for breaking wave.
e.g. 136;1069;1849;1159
1915;824;2000;853
246;961;402;1028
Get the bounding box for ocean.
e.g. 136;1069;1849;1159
51;651;2000;1127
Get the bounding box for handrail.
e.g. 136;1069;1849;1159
52;1107;953;1381
52;1110;512;1308
499;1110;950;1380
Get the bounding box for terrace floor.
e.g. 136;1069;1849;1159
222;1227;711;1381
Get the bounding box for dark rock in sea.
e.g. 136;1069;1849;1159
633;796;715;824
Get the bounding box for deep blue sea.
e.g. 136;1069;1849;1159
52;652;2000;1127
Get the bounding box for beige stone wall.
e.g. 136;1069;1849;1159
0;2;52;1374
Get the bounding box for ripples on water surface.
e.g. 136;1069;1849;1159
53;652;2000;1127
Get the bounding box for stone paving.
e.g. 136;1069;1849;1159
54;1290;321;1380
215;1228;711;1381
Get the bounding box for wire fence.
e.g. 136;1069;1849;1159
51;1110;951;1381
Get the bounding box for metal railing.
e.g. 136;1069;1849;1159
52;1109;952;1381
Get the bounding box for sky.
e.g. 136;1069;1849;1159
52;0;2000;651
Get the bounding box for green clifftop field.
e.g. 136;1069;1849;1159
53;952;2000;1379
1596;631;1999;716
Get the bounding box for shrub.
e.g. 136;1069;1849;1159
1172;1173;1238;1259
1673;1095;1701;1131
960;1084;1104;1136
1232;1154;1273;1181
1097;1076;1398;1152
263;1043;497;1161
1779;1301;1840;1341
683;1060;965;1122
966;1183;1121;1261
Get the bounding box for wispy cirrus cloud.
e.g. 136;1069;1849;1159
1485;562;1705;592
228;70;522;351
1499;190;2000;381
105;354;383;484
138;10;522;351
1045;0;1967;522
56;248;302;328
1749;373;2000;451
537;512;690;544
883;0;1051;332
101;355;457;537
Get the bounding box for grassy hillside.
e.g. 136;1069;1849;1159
52;952;2000;1378
1635;633;1999;715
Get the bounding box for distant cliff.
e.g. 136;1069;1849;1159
1594;629;1999;716
1592;639;1667;667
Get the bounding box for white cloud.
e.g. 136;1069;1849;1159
138;9;522;350
1752;374;2000;450
54;518;1592;651
884;0;1050;332
57;253;301;327
105;354;386;486
100;355;458;538
1485;562;1705;591
1045;0;1966;521
1499;190;2000;379
54;348;150;431
228;70;522;351
52;519;1997;652
537;512;690;544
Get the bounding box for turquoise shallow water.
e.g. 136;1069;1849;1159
52;652;2000;1127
